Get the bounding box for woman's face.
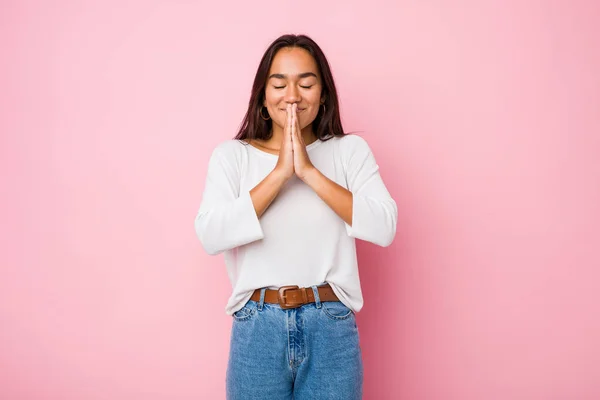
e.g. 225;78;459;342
263;47;324;133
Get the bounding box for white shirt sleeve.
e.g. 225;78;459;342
343;135;398;247
194;144;264;255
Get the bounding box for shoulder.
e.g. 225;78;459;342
204;139;250;177
335;133;371;151
211;139;247;156
209;139;248;162
333;134;373;160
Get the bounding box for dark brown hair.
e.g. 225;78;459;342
234;34;347;142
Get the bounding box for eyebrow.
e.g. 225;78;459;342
268;72;318;80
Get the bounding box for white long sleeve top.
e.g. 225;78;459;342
194;134;397;316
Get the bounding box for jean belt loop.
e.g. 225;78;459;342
258;287;266;311
311;285;322;309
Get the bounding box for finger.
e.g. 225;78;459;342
286;104;292;144
288;104;293;141
291;105;296;140
292;104;298;128
295;106;301;135
293;107;302;143
291;112;298;147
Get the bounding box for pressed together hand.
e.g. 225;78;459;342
275;103;315;182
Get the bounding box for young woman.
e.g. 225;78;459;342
194;34;397;400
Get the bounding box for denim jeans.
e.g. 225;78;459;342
226;284;364;400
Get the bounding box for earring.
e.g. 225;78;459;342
260;106;271;120
320;103;326;114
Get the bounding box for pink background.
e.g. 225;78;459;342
2;1;599;399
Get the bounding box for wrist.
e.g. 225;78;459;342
271;167;291;184
298;166;319;184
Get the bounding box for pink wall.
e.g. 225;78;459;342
2;1;599;399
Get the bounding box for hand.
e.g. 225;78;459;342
290;103;315;180
274;104;295;181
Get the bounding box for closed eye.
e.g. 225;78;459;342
274;86;313;89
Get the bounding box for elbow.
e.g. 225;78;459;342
379;201;398;247
378;228;396;247
196;231;224;256
194;213;223;256
348;196;398;247
202;243;224;256
198;233;223;255
373;217;397;247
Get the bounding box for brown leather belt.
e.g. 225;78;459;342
250;284;339;309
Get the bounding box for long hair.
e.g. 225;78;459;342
234;34;347;142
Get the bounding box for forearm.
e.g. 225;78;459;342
250;168;289;218
301;167;353;226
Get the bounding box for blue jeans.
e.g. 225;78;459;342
226;285;364;399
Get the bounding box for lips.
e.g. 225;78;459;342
279;108;306;111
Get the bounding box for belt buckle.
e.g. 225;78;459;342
278;285;307;309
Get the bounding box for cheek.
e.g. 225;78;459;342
306;106;320;120
263;91;281;108
296;109;315;128
273;111;288;127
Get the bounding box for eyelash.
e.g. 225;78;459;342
274;86;313;89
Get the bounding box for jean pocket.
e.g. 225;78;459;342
321;301;354;320
232;300;258;322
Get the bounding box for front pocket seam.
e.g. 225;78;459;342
232;307;256;321
321;304;353;320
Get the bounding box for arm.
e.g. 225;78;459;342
194;145;285;255
301;168;353;226
302;135;397;247
250;169;288;218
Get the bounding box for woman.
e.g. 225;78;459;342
194;34;397;400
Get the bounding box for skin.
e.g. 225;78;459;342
248;47;353;226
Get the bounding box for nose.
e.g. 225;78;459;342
284;85;301;105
